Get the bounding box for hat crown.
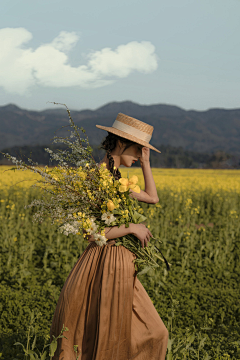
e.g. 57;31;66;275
115;113;153;136
111;113;153;144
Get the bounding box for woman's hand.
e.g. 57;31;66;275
86;234;95;242
138;147;150;165
83;229;95;242
129;223;153;248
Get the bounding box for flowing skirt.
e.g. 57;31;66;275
50;240;167;360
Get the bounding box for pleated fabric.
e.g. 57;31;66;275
50;240;166;360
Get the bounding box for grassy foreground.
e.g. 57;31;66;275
0;166;240;359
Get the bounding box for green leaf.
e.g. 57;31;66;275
132;211;147;223
40;350;47;360
20;350;36;359
14;342;26;350
137;266;152;276
186;333;195;347
31;334;37;350
29;353;37;360
199;337;207;349
112;209;121;215
49;341;58;357
114;242;122;246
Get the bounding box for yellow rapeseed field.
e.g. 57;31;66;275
1;166;240;195
0;166;42;196
1;166;240;358
121;167;240;194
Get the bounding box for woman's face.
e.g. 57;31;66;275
120;142;143;167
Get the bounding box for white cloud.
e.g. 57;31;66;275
0;27;158;95
50;31;79;52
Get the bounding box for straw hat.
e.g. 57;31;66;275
96;113;161;153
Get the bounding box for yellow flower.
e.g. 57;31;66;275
78;171;86;180
119;176;140;193
107;200;115;211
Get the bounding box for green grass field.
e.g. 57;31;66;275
0;168;240;359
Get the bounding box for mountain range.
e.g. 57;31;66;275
0;101;240;155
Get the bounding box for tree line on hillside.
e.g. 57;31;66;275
1;144;239;169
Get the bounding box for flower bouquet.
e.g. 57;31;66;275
2;103;170;275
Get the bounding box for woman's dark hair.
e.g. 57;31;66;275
100;132;138;180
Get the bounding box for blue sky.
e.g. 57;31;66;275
0;0;239;111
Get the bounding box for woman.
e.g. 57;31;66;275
50;113;169;359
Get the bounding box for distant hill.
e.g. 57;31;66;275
0;101;240;155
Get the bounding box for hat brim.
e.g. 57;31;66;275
96;125;161;154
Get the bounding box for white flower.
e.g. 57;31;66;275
101;212;116;225
93;233;107;246
59;221;79;236
86;220;98;235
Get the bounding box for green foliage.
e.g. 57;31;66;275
0;187;240;359
12;310;70;360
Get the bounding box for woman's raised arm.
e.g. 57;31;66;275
130;147;159;204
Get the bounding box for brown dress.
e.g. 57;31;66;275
50;240;166;360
